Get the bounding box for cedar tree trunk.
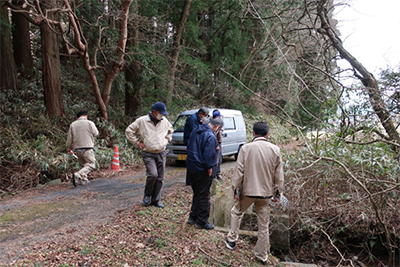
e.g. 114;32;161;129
125;9;141;116
0;3;18;91
12;0;33;76
40;0;65;118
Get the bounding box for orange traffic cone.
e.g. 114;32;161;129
111;145;121;171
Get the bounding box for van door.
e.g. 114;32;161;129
221;116;238;156
235;114;247;143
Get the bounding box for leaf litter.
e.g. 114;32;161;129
2;167;280;266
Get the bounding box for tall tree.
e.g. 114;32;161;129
125;1;141;116
5;0;64;118
11;0;33;76
7;0;133;120
0;2;18;91
316;0;400;143
63;0;132;119
166;0;192;105
39;0;65;118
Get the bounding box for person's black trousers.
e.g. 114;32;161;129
185;170;190;185
188;170;213;225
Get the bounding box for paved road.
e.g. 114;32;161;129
0;159;237;264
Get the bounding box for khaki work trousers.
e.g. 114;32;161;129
74;149;96;182
227;196;271;262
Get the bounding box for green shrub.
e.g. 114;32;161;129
0;78;142;192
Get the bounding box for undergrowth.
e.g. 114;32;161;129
0;79;141;193
282;134;400;266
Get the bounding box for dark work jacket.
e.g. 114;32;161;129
186;124;217;173
183;112;202;145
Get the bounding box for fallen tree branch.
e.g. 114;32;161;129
198;246;230;266
320;228;356;267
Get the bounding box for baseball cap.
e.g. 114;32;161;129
152;102;169;115
212;110;221;118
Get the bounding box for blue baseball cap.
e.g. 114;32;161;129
152;102;169;115
213;110;221;118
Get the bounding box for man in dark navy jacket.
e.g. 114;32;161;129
183;107;209;145
186;118;224;230
183;107;209;185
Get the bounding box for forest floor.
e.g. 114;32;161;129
0;158;319;267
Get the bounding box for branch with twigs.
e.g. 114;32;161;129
198;247;230;266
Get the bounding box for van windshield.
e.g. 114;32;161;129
173;115;191;132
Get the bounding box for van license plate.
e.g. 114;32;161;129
177;154;187;160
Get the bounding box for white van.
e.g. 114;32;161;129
166;109;247;162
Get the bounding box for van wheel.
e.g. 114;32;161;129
234;146;242;161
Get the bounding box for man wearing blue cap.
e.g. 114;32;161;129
212;109;223;180
126;102;174;208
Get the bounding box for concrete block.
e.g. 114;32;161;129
210;185;290;251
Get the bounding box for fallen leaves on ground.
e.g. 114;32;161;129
12;186;277;267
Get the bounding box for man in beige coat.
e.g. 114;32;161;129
126;102;173;208
66;110;99;187
225;121;284;265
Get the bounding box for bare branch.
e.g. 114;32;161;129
344;138;400;149
320;228;356;267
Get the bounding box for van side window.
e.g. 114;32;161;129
223;117;236;130
173;115;190;132
235;115;245;129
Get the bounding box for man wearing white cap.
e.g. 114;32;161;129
126;102;174;208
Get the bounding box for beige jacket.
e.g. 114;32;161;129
66;117;99;149
232;136;284;197
125;114;174;153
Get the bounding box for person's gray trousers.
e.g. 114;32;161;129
141;150;167;203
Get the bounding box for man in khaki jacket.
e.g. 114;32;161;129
66;110;99;187
125;102;173;208
225;121;284;265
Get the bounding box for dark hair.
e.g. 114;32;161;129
198;107;209;116
253;121;269;136
212;109;221;119
76;110;88;118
